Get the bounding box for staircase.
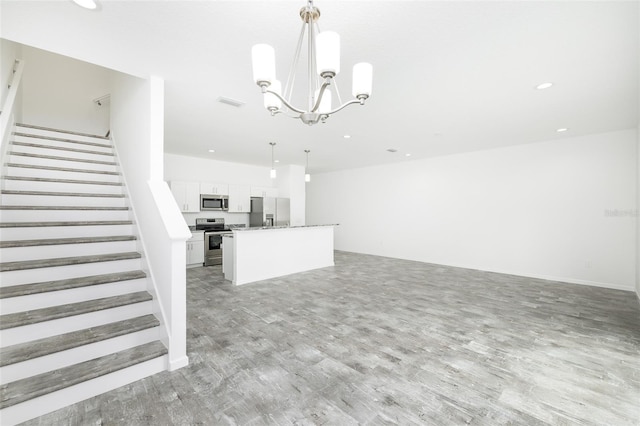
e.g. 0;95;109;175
0;124;168;425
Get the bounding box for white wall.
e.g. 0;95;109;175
307;129;637;291
111;72;190;370
637;122;640;298
1;38;21;112
19;44;110;134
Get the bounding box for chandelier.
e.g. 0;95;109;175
251;0;372;126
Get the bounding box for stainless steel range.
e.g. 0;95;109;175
195;218;233;266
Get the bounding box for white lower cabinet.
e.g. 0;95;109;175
186;230;204;266
228;184;251;213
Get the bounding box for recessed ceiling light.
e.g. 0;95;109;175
536;82;553;90
556;128;569;132
405;153;412;157
274;160;280;163
72;0;97;10
208;149;215;153
343;135;351;139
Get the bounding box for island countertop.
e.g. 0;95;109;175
224;224;336;285
234;224;338;232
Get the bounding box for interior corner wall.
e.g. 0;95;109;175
276;165;306;226
636;123;640;298
307;129;637;291
18;44;111;135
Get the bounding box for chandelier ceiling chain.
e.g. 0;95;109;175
252;0;372;126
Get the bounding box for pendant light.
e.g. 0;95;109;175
270;142;277;179
251;0;372;126
304;150;311;182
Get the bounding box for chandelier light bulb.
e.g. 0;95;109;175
316;31;341;76
264;80;283;110
352;62;373;98
252;44;276;85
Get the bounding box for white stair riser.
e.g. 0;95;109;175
0;208;131;222
4;166;121;183
0;301;153;346
0;258;142;286
12;135;113;154
0;326;160;384
8;154;117;172
0;278;148;314
0;224;134;241
0;240;138;263
14;127;111;144
0;355;167;426
3;179;124;195
0;193;127;207
11;145;115;163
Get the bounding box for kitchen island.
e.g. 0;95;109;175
222;225;336;285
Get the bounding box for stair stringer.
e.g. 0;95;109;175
109;135;187;372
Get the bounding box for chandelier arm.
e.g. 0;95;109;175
326;98;364;115
307;12;315;111
265;89;307;114
310;78;331;112
285;21;307;102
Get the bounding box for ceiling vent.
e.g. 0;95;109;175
217;96;245;108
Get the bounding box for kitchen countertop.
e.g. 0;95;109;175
235;224;339;232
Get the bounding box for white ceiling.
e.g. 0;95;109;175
1;1;638;174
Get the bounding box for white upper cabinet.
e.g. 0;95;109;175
250;186;279;198
200;182;229;195
170;181;200;213
228;184;251;213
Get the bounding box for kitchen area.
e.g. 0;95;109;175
189;194;291;267
167;152;335;285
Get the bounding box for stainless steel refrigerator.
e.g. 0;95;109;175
250;197;290;227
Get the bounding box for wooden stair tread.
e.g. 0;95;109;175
0;340;167;409
13;132;112;149
0;251;141;272
5;163;120;176
11;141;114;157
16;123;110;140
0;220;132;228
0;190;125;198
0;314;160;367
0;235;136;249
9;152;116;166
3;176;123;186
0;270;147;299
0;291;152;330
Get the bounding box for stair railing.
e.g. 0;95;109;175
0;59;25;181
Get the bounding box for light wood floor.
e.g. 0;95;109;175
23;251;640;425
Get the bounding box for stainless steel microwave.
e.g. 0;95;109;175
200;194;229;211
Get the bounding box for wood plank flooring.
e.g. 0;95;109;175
21;251;640;425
